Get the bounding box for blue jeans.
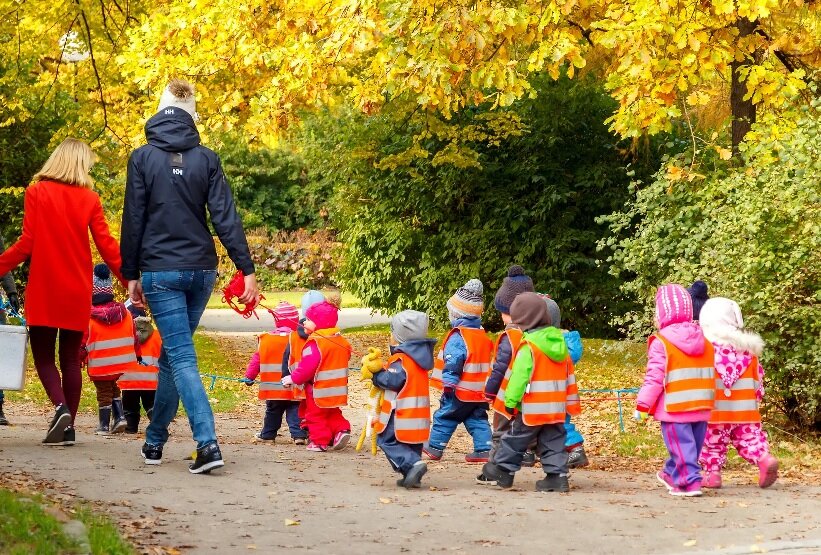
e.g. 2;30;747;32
143;270;218;449
565;413;584;447
428;391;492;453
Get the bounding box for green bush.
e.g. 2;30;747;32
602;106;821;429
299;75;663;333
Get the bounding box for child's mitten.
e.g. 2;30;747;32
633;409;649;422
281;375;294;388
241;377;255;386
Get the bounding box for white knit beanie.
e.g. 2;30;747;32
157;79;198;121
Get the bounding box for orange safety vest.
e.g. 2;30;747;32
86;314;140;379
710;356;761;424
257;332;295;401
655;334;716;413
118;331;161;391
430;327;493;402
287;333;307;401
374;353;431;444
311;330;352;408
520;343;581;425
491;329;524;418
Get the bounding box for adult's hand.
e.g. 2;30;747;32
239;272;260;305
128;280;146;308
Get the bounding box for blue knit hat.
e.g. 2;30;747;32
493;265;535;314
301;290;325;317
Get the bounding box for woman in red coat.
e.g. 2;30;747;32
0;138;124;445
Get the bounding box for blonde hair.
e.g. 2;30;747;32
33;138;97;189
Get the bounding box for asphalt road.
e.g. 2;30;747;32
198;308;390;333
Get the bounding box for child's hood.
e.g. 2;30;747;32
702;325;764;357
450;316;482;330
658;321;706;356
524;326;568;362
391;339;437;371
90;302;127;326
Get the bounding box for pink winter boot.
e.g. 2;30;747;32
758;454;779;488
703;470;722;489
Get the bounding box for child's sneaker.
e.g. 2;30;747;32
306;442;327;452
423;446;443;461
567;445;590;469
401;461;428;489
703;470;722;489
656;470;675;492
253;432;276;443
521;451;537;467
293;437;308;445
480;463;514;489
536;473;569;493
475;472;497;486
330;431;351;451
758;454;779;488
465;450;490;463
670;482;702;497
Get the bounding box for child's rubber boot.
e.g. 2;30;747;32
423;446;443;461
702;470;722;489
567;445;590;469
758;454;779;488
124;410;140;434
536;473;570;493
110;398;128;434
465;450;490;463
0;401;10;426
95;406;111;435
521;450;537;467
480;463;514;488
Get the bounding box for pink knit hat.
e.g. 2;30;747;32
655;283;693;328
271;301;299;331
305;301;339;330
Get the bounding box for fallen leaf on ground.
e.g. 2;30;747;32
379;497;392;504
683;540;697;547
284;519;300;526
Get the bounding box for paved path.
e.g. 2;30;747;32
1;411;820;554
198;308;390;333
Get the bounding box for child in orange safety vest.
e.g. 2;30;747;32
635;283;715;498
425;279;494;463
282;300;352;452
481;292;580;492
242;301;308;444
83;264;141;436
363;310;437;489
697;297;778;489
119;304;160;434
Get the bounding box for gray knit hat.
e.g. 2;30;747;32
391;310;430;344
543;296;561;328
447;279;484;320
493;265;536;314
510;292;551;331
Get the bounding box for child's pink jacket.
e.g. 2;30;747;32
637;321;713;423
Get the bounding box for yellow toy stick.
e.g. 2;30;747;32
355;348;384;456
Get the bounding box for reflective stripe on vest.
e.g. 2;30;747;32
520;343;580;426
258;333;295;401
491;329;524;418
86;314;140;378
287;333;307;400
656;335;716;413
429;327;493;402
119;332;161;390
311;331;352;408
709;356;761;424
375;353;431;443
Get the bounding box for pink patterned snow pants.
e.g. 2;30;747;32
699;422;771;472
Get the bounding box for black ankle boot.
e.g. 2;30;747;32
0;401;9;426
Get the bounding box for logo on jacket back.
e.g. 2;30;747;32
170;152;184;176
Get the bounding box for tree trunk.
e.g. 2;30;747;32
730;18;759;158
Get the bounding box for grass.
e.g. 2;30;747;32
206;289;362;310
0;489;134;555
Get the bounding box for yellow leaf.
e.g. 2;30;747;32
716;147;732;160
284;519;300;526
683;539;697;547
378;497;392;504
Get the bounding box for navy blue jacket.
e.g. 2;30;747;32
373;339;437;392
120;108;254;280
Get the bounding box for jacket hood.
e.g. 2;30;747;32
524;326;568;362
391;339;437;371
450;316;482;329
145;109;201;152
703;326;764;356
658;321;706;356
91;302;127;326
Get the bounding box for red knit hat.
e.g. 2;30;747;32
305;301;339;330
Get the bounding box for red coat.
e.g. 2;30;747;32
0;180;124;331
